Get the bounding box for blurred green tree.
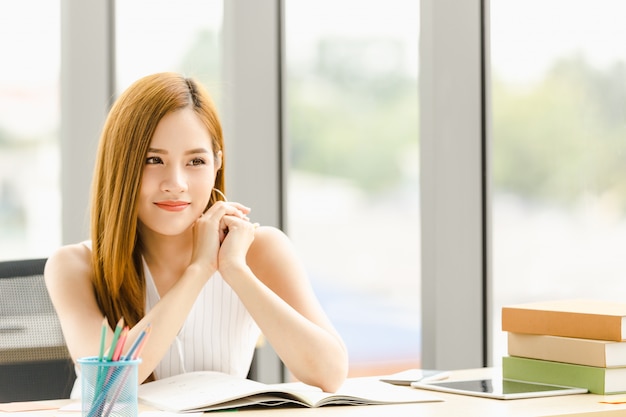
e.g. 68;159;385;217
493;55;626;209
287;37;419;194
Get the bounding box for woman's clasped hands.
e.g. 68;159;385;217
191;200;256;275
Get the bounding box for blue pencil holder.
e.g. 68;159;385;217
78;356;141;417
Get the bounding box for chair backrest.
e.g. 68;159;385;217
0;258;76;402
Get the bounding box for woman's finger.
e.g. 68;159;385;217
202;201;251;221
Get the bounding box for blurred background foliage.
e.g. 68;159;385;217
287;43;626;208
177;30;626;206
493;55;626;209
286;37;418;194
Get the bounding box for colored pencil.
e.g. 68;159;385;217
123;324;151;361
93;318;108;399
111;326;129;361
102;325;152;417
90;317;123;417
98;318;107;361
106;318;124;360
132;325;151;360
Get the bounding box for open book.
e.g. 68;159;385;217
138;371;442;412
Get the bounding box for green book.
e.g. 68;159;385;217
503;356;626;395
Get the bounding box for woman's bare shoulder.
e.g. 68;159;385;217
250;225;292;255
254;224;286;238
44;243;93;285
247;225;305;284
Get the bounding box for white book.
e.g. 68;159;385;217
138;371;441;412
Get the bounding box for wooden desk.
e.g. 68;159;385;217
2;368;626;416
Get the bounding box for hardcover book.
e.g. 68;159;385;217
508;332;626;368
502;299;626;341
502;356;626;395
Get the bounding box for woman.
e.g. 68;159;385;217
45;72;348;393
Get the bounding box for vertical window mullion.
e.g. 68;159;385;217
222;0;284;383
420;0;487;370
60;0;113;244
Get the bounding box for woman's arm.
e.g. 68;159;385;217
44;244;215;383
44;202;250;383
218;224;349;393
44;244;110;363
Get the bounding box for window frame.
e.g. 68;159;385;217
61;0;491;379
419;0;490;370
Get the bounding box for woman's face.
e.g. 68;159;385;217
137;107;221;237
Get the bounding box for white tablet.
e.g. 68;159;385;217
380;369;450;386
411;378;587;400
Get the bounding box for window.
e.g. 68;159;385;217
491;0;626;362
284;0;420;376
115;0;222;96
0;1;61;260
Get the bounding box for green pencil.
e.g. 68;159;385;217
94;317;110;398
94;317;124;399
98;317;107;361
106;318;124;360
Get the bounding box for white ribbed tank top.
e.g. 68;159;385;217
72;240;260;397
143;258;260;379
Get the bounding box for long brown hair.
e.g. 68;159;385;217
90;72;225;331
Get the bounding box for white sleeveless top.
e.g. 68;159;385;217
71;242;260;397
143;258;261;379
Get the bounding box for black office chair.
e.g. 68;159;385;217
0;258;76;402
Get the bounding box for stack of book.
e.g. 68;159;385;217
501;299;626;395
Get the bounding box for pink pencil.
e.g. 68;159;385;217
101;325;152;417
111;326;129;361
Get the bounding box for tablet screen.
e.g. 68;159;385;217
411;378;587;400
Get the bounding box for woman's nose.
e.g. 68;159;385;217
161;166;188;193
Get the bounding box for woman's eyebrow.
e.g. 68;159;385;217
147;147;167;154
146;147;210;155
185;148;211;155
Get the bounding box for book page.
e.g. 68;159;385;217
138;371;279;411
139;372;442;412
272;376;442;407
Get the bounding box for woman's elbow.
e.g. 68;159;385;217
315;350;349;393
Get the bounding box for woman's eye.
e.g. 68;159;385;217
146;156;163;165
189;158;206;166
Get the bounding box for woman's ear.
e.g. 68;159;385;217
214;150;223;173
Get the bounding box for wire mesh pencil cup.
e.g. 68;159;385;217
79;356;141;417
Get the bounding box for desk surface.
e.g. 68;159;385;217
2;368;626;417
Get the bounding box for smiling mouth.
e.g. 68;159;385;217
154;201;190;212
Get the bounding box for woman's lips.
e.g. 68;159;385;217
154;201;190;212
